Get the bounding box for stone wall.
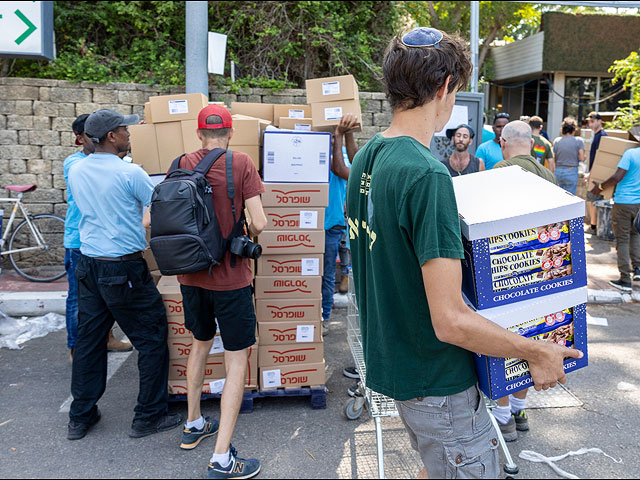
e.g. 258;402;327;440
0;77;392;226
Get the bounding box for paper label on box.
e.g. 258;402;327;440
299;210;318;229
322;81;341;96
301;258;320;276
209;378;226;394
296;325;315;342
295;123;311;131
324;107;343;121
209;336;224;355
168;99;189;115
266;151;275;164
263;369;281;388
288;109;305;119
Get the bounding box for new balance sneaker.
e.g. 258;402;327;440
609;279;632;293
207;445;261;479
67;408;101;440
498;416;518;442
180;416;219;450
343;366;360;379
129;413;184;438
512;409;529;432
634;267;640;282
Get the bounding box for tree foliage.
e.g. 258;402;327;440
607;51;640;130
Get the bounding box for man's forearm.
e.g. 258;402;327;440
331;134;350;180
345;132;357;165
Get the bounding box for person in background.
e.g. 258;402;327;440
475;113;509;169
585;112;608;235
553;117;584;195
441;123;484;176
590;146;640;293
481;113;495;144
63;114;132;363
529;116;555;171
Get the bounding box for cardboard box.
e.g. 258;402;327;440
232;114;271;138
590;151;620;199
181;119;201;153
257;254;324;277
261;183;329;207
143;248;158;271
605;129;632;140
255;298;322;322
144;102;152;123
169;345;258;380
155;121;185;173
255;275;322;299
150;270;162;286
598;136;639;156
260;360;325;389
258;230;325;255
262;131;331;183
278;117;314;131
273;105;311;126
231;102;274;123
258;341;324;367
452;166;587;310
311;99;362;131
158;275;180;287
148;93;208;123
263;207;325;230
473;291;588;399
229;115;262;145
157;284;184;317
167;317;191;338
258;320;322;345
306;75;359;103
130;124;161;174
232;145;260;171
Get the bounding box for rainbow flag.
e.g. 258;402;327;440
533;145;546;158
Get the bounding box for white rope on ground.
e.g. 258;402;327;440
519;448;623;479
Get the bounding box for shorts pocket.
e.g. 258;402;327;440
97;275;131;307
443;425;499;479
397;396;453;438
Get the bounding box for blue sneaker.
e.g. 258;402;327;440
207;445;261;479
180;416;219;450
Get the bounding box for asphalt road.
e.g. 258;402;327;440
0;303;638;479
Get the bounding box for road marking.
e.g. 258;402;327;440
58;351;133;413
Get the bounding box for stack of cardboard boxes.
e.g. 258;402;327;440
229;114;271;172
306;75;362;132
589;135;639;199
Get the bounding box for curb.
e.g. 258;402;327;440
587;289;637;305
0;291;67;317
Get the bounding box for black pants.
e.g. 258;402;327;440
69;255;169;425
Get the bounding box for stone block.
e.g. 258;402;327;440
291;97;307;105
3;78;58;87
39;87;51;102
0;159;8;174
0;115;6;130
58;103;76;117
36;174;53;188
60;132;76;147
7;115;33;129
33;101;59;116
361;99;381;114
22;203;54;215
9;159;27;173
80;81;107;89
0;130;18;145
19;130;30;145
272;89;305;97
41;146;78;160
360;113;374;127
235;95;248;103
54;203;69;218
117;90;148;105
93;88;118;103
381;100;391;113
50;87;92;103
132;105;145;117
0;145;42;160
53;174;67;189
52;160;64;175
27;159;53;175
373;111;393;127
75;103;101;115
52;117;77;132
370;92;387;100
98;104;133;115
33;116;51;130
28;188;63;203
262;95;294;104
249;88;272;96
246;95;262;103
15;100;33;115
107;82;137;91
1;173;38;185
135;83;160;92
0;85;39;100
0;100;16;114
29;130;59;146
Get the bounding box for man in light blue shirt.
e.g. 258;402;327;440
66;109;182;441
475;113;509;169
590;147;640;292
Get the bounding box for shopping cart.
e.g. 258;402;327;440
343;275;519;479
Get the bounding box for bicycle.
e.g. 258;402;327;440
0;184;66;282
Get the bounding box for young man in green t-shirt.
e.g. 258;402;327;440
345;27;583;479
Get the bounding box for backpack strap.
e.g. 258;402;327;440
168;155;185;174
225;150;237;222
193;147;226;175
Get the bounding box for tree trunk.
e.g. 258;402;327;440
478;25;501;73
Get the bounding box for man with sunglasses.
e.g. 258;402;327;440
66;109;182;441
346;27;582;479
475;113;509;169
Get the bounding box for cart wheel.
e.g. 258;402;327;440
504;464;519;476
344;398;364;420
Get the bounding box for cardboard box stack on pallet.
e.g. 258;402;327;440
589;135;639;199
156;275;259;395
306;75;362;132
452;166;589;399
255;129;331;391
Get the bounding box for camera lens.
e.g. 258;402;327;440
246;242;262;259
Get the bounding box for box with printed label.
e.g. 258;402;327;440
279;118;314;131
310;99;362;131
273;105;311;126
258;341;324;367
231;102;274;123
258;230;325;255
169;345;258;380
256;254;324;277
306;75;359;103
255;298;322;322
260;361;325;390
452;166;587;310
130;124;161;174
157;284;184;317
472;289;588;399
167;317;192;338
263;207;325;230
148;93;209;123
262;131;331;183
254;276;322;299
258;320;322;345
261;183;329;207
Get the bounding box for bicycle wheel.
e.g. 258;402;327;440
8;214;67;282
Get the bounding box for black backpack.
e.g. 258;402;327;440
149;149;245;275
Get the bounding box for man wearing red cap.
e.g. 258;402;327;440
173;105;266;479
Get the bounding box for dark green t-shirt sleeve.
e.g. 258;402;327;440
399;171;464;265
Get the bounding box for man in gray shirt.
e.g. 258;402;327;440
552;117;584;194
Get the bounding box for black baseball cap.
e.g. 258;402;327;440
446;124;475;141
72;114;90;146
85;109;139;142
586;111;602;120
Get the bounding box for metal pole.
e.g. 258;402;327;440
185;1;209;96
470;1;480;93
375;417;385;479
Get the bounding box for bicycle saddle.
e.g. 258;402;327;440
4;184;37;192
